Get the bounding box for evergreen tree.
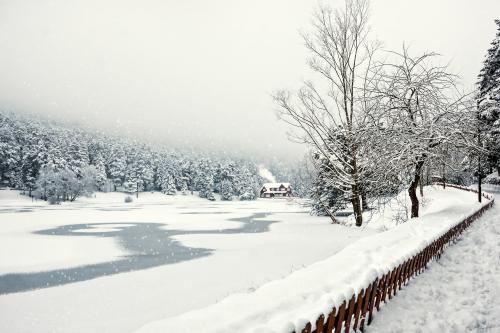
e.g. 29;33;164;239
198;174;215;200
160;173;177;195
123;162;141;196
233;163;261;200
179;177;189;195
88;141;107;190
219;179;233;201
0;120;20;187
106;147;127;191
310;153;344;221
66;138;89;176
238;185;256;200
478;20;500;174
180;159;195;193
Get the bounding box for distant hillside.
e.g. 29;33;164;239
0;111;263;201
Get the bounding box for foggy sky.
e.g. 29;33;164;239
0;0;499;159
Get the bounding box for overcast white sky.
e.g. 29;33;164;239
0;0;499;159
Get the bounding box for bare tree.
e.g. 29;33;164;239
367;48;478;218
273;0;376;226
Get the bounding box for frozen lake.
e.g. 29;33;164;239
1;212;279;294
0;190;372;332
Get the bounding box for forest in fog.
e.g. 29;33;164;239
0;112;271;202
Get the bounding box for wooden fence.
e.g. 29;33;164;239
296;185;495;333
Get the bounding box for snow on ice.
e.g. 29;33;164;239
0;189;369;332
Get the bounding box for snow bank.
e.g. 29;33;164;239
343;186;471;231
135;186;492;333
367;191;500;332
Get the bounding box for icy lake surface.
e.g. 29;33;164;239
0;212;278;294
0;191;370;333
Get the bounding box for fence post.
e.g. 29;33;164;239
352;289;364;331
324;308;336;333
334;301;346;333
344;295;356;333
359;281;374;331
376;274;388;310
301;322;311;333
387;269;397;300
315;314;325;333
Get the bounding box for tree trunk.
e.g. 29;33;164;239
350;150;363;227
408;183;419;219
351;192;363;227
478;153;482;203
361;191;369;211
351;179;363;227
441;159;446;189
409;160;425;218
322;201;338;224
426;160;431;185
419;168;424;197
477;104;482;203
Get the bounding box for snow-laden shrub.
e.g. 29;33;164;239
239;187;256;201
34;166;98;203
484;171;500;185
124;195;133;203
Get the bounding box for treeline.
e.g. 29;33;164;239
0;112;263;202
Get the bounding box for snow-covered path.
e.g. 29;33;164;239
367;189;500;333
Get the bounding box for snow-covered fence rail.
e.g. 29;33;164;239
296;185;494;333
433;183;494;201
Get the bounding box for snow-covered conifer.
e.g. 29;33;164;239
477;20;500;174
219;179;233;201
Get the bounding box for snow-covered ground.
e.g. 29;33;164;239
134;186;491;333
0;186;492;333
366;185;500;333
0;189;370;332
